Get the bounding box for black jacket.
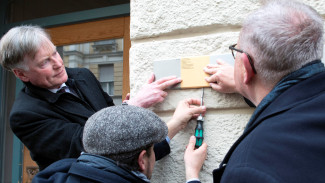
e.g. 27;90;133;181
10;68;170;170
32;153;151;183
214;71;325;182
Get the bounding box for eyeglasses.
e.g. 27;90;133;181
229;44;257;74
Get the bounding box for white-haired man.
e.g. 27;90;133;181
0;25;186;170
186;0;325;182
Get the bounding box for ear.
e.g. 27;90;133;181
137;150;148;172
241;53;255;84
12;68;30;82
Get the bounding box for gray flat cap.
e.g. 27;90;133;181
83;105;168;157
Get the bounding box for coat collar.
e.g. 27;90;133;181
253;71;325;126
219;70;325;168
76;153;148;182
23;68;98;119
244;60;324;131
23;68;93;104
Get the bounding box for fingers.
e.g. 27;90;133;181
185;98;201;106
210;83;222;92
204;67;217;75
147;73;155;84
204;59;231;74
190;105;206;115
205;74;219;83
192;114;200;118
198;142;208;153
215;59;228;65
151;91;167;104
195;142;208;160
155;76;178;85
154;89;167;96
186;136;197;150
184;98;206;111
205;64;218;69
179;98;206;119
156;96;165;104
205;59;227;68
124;93;130;100
156;77;182;90
161;91;167;98
186;136;207;154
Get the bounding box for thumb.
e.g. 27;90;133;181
194;142;208;159
147;73;155;84
197;142;208;153
187;136;197;150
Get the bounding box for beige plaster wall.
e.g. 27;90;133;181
129;0;325;182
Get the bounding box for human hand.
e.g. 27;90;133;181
167;99;206;139
184;136;208;181
123;93;130;103
204;59;237;93
127;74;182;108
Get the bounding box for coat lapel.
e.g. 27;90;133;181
67;68;109;111
24;83;92;119
253;71;325;126
218;71;325;170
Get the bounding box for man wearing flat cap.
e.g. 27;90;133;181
32;99;207;183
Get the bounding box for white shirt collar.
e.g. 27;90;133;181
48;83;67;93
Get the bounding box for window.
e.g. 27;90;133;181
101;81;114;96
57;38;124;105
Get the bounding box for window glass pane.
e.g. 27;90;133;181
58;38;123;105
100;81;114;96
6;0;130;23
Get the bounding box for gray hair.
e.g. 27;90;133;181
0;25;51;70
239;0;324;86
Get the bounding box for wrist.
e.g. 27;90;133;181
167;119;182;139
186;168;200;181
127;98;140;107
186;178;201;183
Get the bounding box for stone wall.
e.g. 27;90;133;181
129;0;325;182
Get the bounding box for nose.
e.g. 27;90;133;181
52;55;63;69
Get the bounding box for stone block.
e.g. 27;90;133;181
130;0;260;39
151;111;253;183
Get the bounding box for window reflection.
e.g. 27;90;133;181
57;38;124;105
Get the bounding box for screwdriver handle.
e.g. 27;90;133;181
195;88;204;148
195;119;204;148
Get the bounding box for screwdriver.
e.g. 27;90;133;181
195;88;204;148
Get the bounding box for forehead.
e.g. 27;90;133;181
23;39;55;65
33;39;55;58
39;39;55;53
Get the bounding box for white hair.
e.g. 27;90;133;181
239;0;324;86
0;25;51;71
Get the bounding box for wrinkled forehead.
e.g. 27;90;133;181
39;38;56;53
28;37;56;60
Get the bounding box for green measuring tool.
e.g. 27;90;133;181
195;88;204;148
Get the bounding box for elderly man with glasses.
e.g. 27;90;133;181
185;0;325;182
